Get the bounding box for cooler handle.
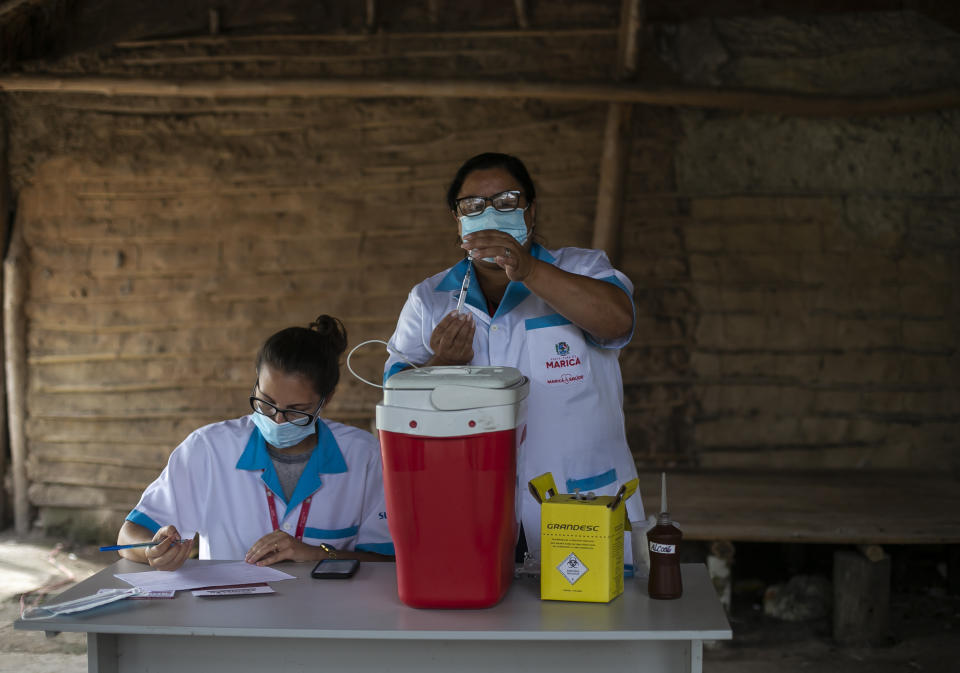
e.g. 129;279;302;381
430;384;525;410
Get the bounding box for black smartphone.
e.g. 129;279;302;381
311;558;360;579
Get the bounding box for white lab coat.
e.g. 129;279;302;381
127;416;394;560
385;244;645;568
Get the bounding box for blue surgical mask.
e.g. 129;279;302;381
251;412;317;449
459;207;528;262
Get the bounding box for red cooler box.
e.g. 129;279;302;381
376;366;528;608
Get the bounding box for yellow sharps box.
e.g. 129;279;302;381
528;472;639;603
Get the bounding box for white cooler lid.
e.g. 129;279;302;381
383;366;524;390
382;366;528;411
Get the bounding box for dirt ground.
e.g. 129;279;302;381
1;531;957;673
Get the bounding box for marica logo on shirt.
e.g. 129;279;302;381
546;373;585;384
555;342;570;356
545;356;581;369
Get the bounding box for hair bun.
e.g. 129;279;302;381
308;315;348;356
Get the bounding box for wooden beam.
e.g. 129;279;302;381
592;0;643;264
3;214;30;535
0;75;956;116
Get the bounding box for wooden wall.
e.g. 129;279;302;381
4;25;627;535
1;4;958;538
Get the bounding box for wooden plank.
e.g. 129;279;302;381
2;75;958;116
636;471;960;544
29;460;162;491
28;483;142;509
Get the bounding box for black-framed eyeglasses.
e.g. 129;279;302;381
249;383;324;427
455;190;524;217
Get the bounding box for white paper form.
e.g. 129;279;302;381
115;561;296;592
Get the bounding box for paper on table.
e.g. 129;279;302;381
115;560;296;592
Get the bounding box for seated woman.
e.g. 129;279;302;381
117;315;394;571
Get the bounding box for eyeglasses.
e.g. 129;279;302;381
249;384;324;427
455;190;523;217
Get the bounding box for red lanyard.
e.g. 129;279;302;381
265;485;312;541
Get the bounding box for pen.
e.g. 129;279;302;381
99;539;187;552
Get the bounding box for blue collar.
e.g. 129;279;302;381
436;243;555;318
237;417;348;520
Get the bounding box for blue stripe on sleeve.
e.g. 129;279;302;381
565;468;618;493
584;274;635;349
125;509;162;534
384;361;413;383
304;525;360;540
356;542;396;556
524;313;572;331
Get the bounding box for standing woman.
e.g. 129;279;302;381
118;315;394;570
384;153;646;570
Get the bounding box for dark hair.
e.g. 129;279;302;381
446;153;537;211
255;315;347;399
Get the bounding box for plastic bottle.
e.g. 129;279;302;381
647;472;683;600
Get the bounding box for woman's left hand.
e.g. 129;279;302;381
245;531;321;566
461;231;537;283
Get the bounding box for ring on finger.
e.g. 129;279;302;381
504;248;510;257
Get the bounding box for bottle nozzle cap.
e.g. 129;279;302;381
660;471;668;514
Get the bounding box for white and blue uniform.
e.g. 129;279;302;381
126;416;394;560
385;243;644;566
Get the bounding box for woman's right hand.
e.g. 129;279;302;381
144;525;194;572
427;311;475;366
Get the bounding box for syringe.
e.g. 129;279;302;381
455;262;473;314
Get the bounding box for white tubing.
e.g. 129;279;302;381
346;339;419;389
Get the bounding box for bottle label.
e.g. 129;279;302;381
650;542;676;554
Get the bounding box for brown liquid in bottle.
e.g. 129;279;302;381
647;512;683;600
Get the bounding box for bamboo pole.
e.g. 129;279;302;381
0;108;7;527
3;218;30;535
591;102;632;263
365;0;376;31
591;0;643;264
1;75;953;117
513;0;529;29
427;0;440;26
113;28;617;47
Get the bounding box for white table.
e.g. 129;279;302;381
15;560;731;673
